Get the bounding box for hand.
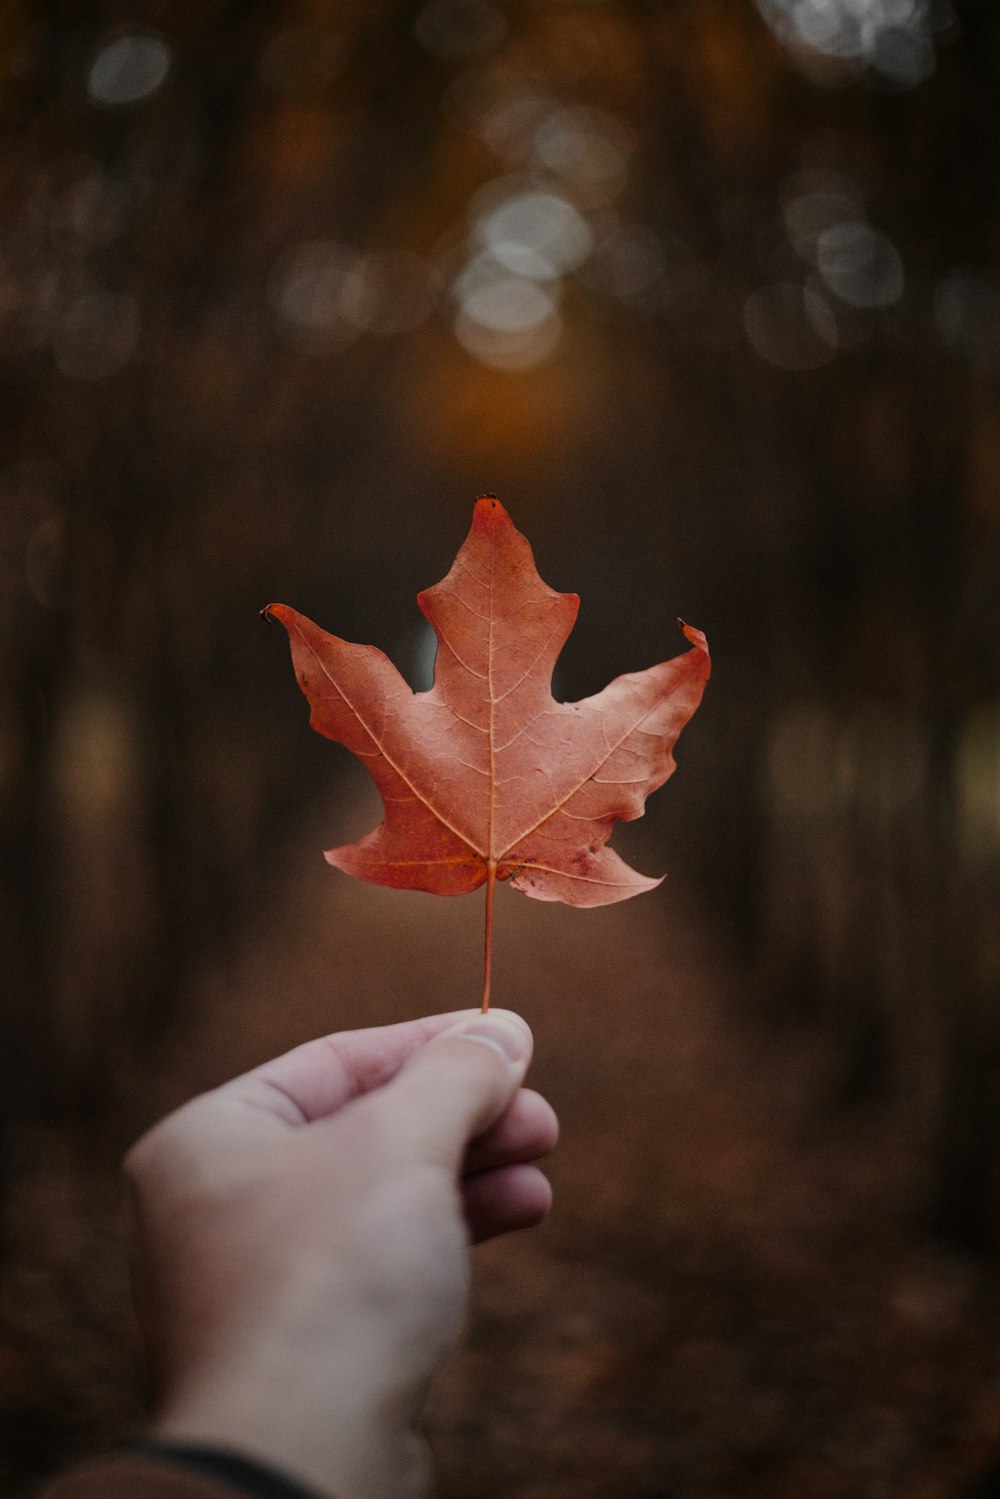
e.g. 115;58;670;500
123;1009;557;1499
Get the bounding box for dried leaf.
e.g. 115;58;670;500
267;497;709;1007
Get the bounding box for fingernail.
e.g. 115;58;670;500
453;1017;528;1062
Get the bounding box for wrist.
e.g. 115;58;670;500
151;1344;429;1499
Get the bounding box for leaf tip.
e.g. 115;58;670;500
473;493;510;532
263;603;300;636
677;618;709;656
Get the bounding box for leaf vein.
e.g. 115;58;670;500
290;622;485;857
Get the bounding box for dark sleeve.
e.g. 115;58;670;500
38;1441;329;1499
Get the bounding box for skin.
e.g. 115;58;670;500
124;1008;558;1499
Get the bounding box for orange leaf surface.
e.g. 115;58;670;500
267;497;709;1007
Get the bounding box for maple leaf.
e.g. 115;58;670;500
267;496;709;1010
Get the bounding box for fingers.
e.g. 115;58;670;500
381;1011;534;1171
461;1163;553;1243
222;1009;502;1126
460;1087;557;1244
463;1088;559;1176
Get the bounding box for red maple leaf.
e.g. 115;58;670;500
267;497;709;1010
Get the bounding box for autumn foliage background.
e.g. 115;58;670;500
2;2;1000;1496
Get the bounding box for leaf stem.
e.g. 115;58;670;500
482;860;496;1013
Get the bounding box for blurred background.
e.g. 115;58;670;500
2;1;1000;1494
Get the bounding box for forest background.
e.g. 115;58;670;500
2;2;1000;1495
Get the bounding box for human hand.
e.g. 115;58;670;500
123;1009;556;1499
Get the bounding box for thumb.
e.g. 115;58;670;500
380;1009;533;1171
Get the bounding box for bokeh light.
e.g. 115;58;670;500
756;0;954;86
453;268;561;371
532;106;630;206
815;222;904;308
269;241;374;352
472;186;593;279
87;33;171;106
782;176;866;261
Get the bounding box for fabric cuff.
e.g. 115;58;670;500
127;1440;330;1499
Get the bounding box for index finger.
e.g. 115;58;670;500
225;1009;515;1126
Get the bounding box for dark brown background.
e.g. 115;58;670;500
2;2;1000;1494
